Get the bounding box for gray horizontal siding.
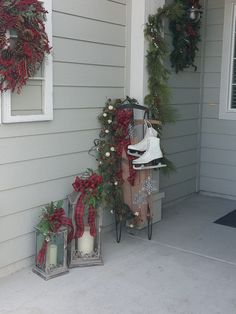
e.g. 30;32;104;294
0;177;76;218
161;0;201;204
0;152;96;192
0;109;101;138
0;0;126;273
162;179;197;204
53;62;125;87
0;130;99;165
53;86;124;109
53;0;126;25
199;0;236;199
53;11;125;46
53;37;125;66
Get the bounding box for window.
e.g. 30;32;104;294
219;0;236;119
0;0;53;124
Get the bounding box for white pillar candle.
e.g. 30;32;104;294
78;227;94;255
47;244;58;266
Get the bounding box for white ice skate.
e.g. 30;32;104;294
127;121;158;157
132;137;166;170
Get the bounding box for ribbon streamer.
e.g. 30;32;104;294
36;239;48;267
73;173;102;238
115;109;136;185
74;193;85;238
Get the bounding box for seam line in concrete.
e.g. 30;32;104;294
130;234;236;267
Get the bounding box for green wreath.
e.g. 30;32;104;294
0;0;51;93
169;0;202;72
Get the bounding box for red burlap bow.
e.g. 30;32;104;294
36;207;74;267
72;173;103;238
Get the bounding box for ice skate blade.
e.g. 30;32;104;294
133;163;167;170
127;149;143;157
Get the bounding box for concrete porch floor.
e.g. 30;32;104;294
1;194;236;314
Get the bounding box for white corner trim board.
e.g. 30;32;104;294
127;0;164;104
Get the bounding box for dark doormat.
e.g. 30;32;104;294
214;209;236;228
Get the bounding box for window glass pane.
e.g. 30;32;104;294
231;85;236;109
34;64;43;78
230;12;236;109
232;59;236;84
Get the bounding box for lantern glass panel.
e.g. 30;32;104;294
67;191;103;267
33;227;69;280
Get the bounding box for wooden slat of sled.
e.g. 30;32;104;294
134;119;162;125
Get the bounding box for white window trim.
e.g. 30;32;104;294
0;0;53;124
219;0;236;120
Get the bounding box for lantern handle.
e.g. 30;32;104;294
117;96;149;113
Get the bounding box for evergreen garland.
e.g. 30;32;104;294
37;200;64;236
144;2;202;171
169;0;202;73
144;3;184;172
144;3;184;126
96;98;133;219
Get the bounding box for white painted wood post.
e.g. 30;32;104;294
126;0;165;103
125;0;166;223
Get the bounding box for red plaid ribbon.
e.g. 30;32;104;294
36;239;48;267
115;109;136;185
74;193;85;238
72;173;102;238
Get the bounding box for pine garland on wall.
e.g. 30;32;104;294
144;3;184;171
144;3;184;126
144;1;202;170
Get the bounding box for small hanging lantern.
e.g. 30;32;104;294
32;201;74;280
189;6;201;22
67;170;103;267
189;0;201;23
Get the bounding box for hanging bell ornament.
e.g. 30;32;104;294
189;6;201;23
